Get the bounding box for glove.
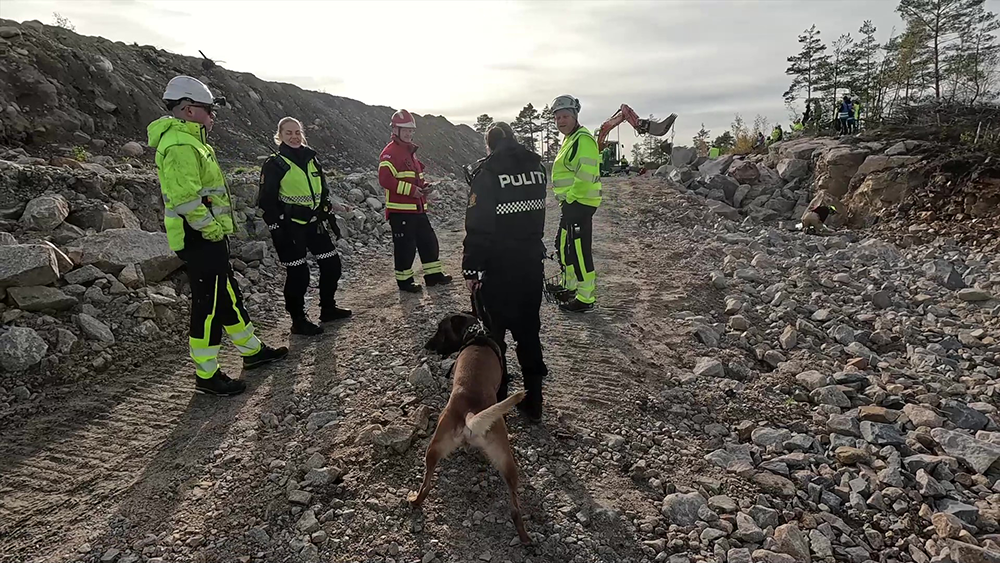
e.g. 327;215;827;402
201;221;225;242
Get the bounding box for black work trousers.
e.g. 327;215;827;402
480;257;547;397
270;221;341;319
389;213;442;285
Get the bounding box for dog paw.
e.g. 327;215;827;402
406;491;422;506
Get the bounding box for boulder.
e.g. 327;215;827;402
958;288;993;302
0;244;60;288
931;428;1000;474
653;164;675;178
856;154;922;176
708;200;740;221
109;202;141;230
706;175;741;204
776;159;810;181
671;146;697;167
7;286;78;312
66;202;114;231
0;326;48;371
68;229;182;282
698;154;735;178
661;492;707;526
20;194;70;231
773;524;811;563
76;313;115;344
815;147;870;197
120;142;144;157
774;137;841;161
923;260;967;290
728;160;760;184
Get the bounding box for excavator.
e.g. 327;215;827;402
595;105;678;155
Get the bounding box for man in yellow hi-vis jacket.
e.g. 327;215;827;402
547;95;602;313
148;76;287;396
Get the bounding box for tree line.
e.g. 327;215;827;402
783;0;998;126
473;104;561;160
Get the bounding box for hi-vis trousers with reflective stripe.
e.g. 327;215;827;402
388;213;442;286
188;269;262;378
556;202;597;304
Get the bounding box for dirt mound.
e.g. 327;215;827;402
0;18;484;174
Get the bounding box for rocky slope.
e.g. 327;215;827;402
0;18;484;174
656;136;1000;255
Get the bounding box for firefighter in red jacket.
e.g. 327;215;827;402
378;109;452;291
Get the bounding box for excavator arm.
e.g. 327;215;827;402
595;104;677;153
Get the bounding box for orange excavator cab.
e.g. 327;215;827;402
596;104;677;153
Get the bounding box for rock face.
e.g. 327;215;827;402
68;229;181;282
0;326;48;371
0;244;60;288
20;194;69;230
815;147;870;197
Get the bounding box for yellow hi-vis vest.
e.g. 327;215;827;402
278;156;321;224
552;126;602;207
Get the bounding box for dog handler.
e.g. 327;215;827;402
463;122;548;422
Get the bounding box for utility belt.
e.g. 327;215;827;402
284;202;319;224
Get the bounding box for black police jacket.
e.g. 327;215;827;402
462;138;547;280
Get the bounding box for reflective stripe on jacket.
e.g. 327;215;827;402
147;117;234;251
552;126;602;208
278;155;321;224
378;138;427;216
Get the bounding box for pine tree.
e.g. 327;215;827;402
947;2;1000;102
474;114;494;134
853;21;882;114
784;25;830;103
897;0;986;102
713;132;735;152
692;124;711;156
540;104;560;158
817;33;858;109
512;103;541;152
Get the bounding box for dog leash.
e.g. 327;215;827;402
471;274;492;331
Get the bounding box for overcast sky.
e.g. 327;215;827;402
4;0;998;155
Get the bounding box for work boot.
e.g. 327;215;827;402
243;344;289;370
290;317;324;336
517;389;543;423
560;298;594;313
546;282;574;303
398;281;423;293
195;370;246;396
320;305;352;322
425;273;453;287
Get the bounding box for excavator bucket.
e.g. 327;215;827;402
646;113;678;137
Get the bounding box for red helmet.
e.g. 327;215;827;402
390;109;416;129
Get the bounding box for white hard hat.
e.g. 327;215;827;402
162;75;216;105
551;95;581;114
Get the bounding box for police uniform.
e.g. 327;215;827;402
463;134;548;418
259;143;349;331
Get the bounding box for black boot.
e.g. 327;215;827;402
291;316;324;336
398;281;423;293
243;344;289;370
560;298;594;313
425;273;453;287
517;388;543;423
320;305;352;322
195;370;246;396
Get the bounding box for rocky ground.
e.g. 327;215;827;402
2;136;1000;563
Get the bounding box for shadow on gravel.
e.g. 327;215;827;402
86;383;260;555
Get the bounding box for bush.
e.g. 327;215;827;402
71;146;90;162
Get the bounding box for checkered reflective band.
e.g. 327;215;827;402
496;198;546;215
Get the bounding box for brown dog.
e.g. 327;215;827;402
410;313;531;545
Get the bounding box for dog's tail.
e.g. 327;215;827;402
464;391;526;439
